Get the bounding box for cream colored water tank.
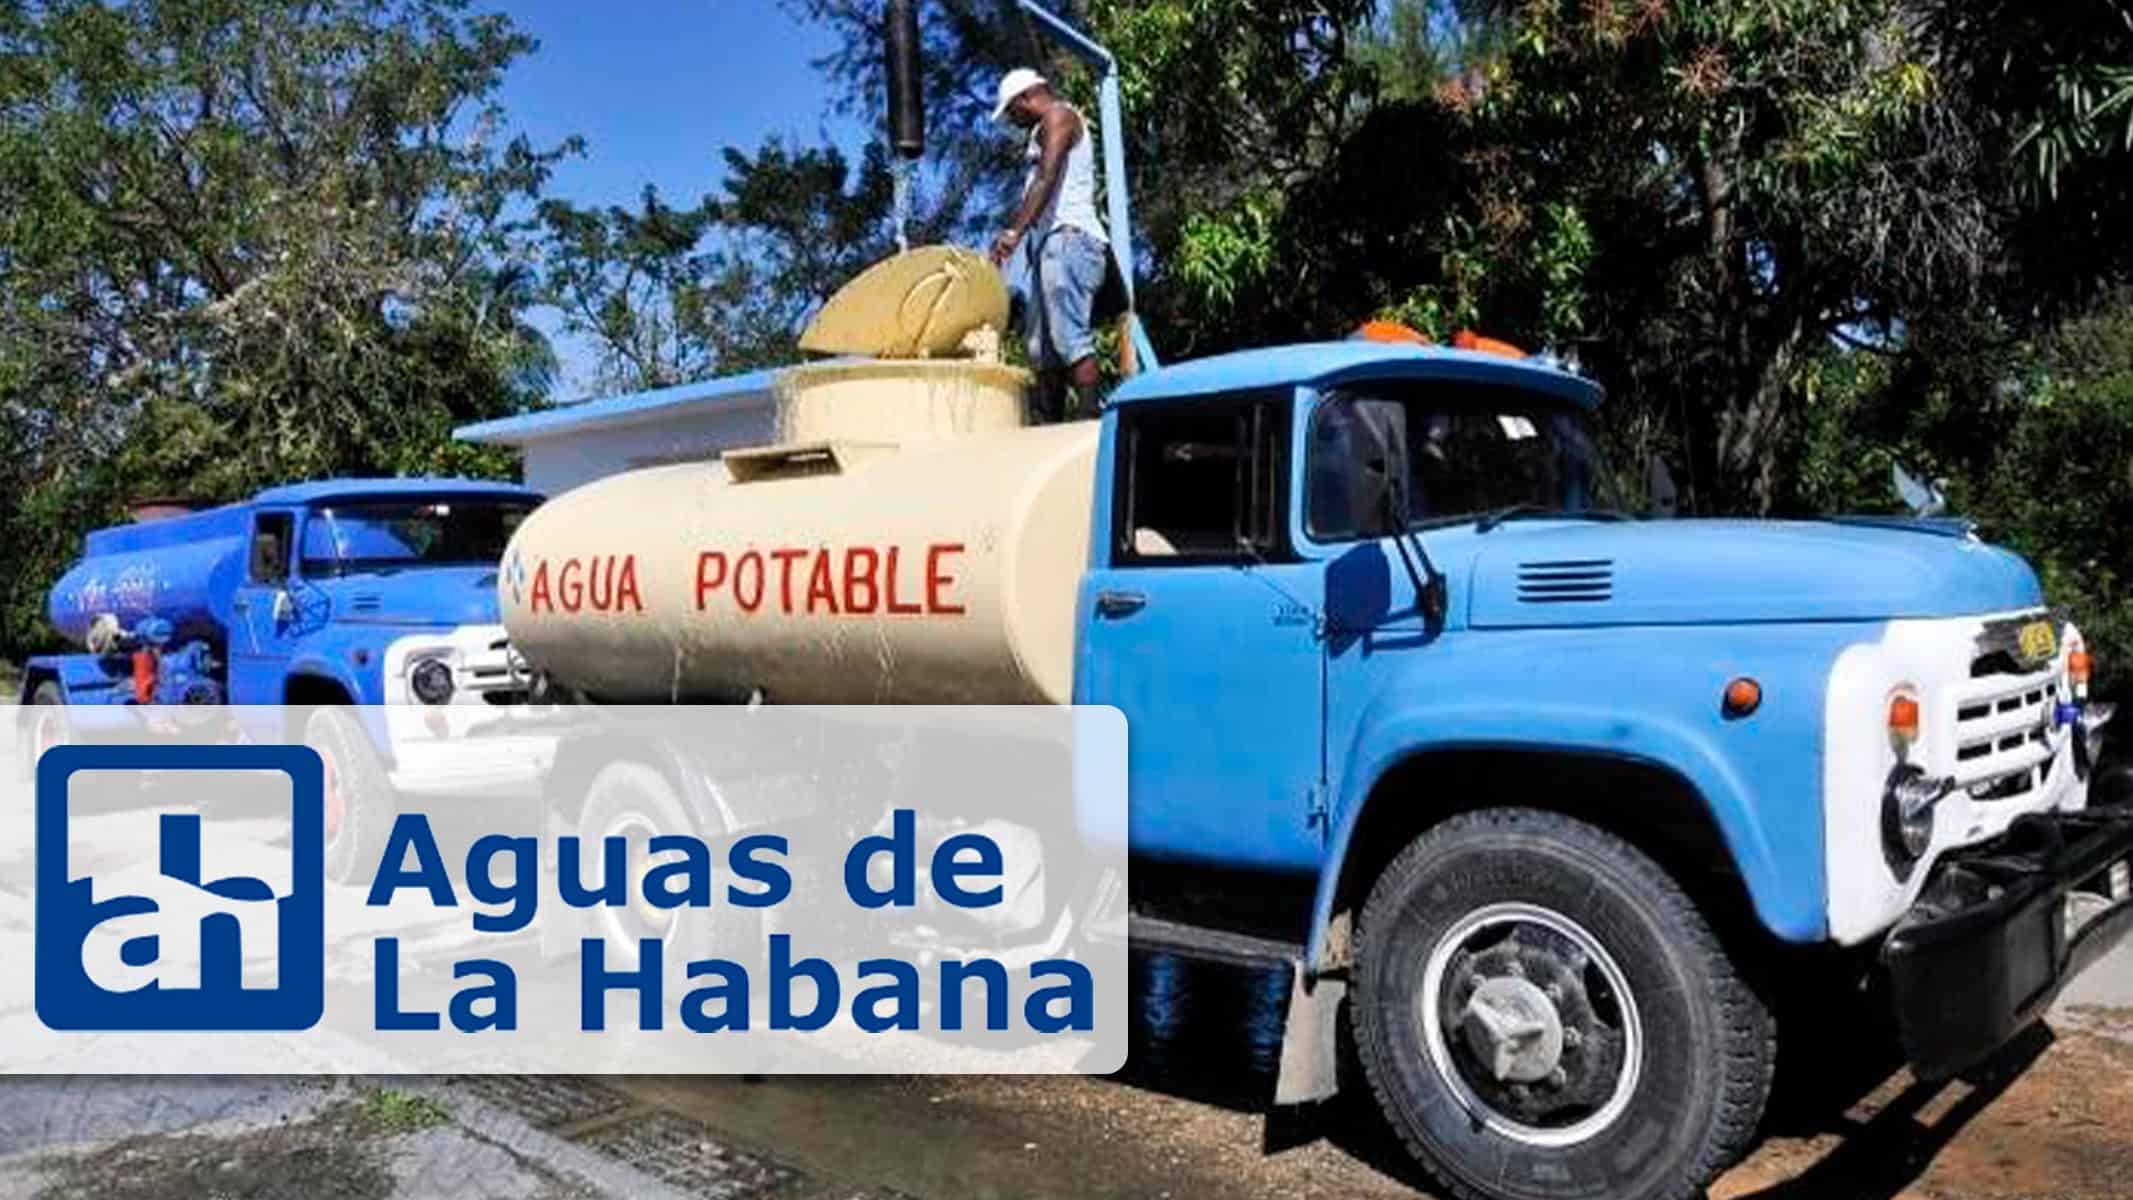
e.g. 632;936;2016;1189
501;421;1098;704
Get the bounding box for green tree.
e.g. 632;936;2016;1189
0;0;570;660
537;138;900;395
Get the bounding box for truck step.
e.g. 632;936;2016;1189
1126;914;1302;968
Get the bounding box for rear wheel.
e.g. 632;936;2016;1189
305;707;395;885
1354;808;1774;1200
577;761;759;973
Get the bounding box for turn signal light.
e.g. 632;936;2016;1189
1722;677;1762;717
2070;649;2093;691
1888;694;1922;744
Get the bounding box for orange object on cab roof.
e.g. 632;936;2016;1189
1452;329;1529;359
1350;320;1529;360
1353;320;1433;345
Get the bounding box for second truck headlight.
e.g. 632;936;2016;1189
410;657;456;705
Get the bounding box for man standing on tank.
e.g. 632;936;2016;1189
988;68;1109;423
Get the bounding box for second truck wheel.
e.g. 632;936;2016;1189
1354;807;1774;1200
306;706;396;885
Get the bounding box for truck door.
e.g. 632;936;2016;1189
228;510;300;704
1076;392;1326;871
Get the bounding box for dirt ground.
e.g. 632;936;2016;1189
576;952;2133;1200
589;1024;2133;1200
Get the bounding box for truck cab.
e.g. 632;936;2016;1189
219;479;539;711
24;478;548;878
1073;338;2131;1199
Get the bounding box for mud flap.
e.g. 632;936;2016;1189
1274;966;1345;1106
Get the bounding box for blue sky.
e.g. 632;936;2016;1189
500;1;866;215
495;3;871;396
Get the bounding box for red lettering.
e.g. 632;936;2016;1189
884;546;921;615
734;551;765;613
844;546;879;614
616;555;643;612
529;560;552;613
926;543;965;614
807;549;840;614
772;548;807;614
558;558;584;613
695;552;727;610
588;556;613;610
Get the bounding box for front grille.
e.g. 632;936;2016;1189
456;647;522;694
1949;645;2058;801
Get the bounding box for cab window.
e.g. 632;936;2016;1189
1113;394;1289;564
247;513;292;583
1306;381;1608;541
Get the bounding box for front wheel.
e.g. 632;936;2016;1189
1354;808;1774;1200
305;707;396;885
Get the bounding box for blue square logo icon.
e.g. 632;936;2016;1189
35;744;325;1031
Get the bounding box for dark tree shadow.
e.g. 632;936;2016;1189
1103;944;2056;1200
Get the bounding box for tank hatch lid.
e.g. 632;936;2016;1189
723;439;901;484
798;245;1008;359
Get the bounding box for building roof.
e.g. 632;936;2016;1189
252;478;542;505
454;367;785;445
1106;341;1604;409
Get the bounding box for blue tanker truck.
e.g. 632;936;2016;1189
19;477;546;879
495;336;2133;1200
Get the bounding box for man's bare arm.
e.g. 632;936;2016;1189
990;106;1080;264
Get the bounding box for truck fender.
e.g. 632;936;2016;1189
284;658;368;705
277;664;391;763
1302;701;1826;977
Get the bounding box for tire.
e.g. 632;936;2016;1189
576;761;759;975
305;706;396;885
1354;808;1774;1200
19;682;68;781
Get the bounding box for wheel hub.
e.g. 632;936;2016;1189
1420;903;1642;1147
1460;974;1563;1083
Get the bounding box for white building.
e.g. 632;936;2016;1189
455;369;783;498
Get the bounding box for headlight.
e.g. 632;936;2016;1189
410;657;456;705
1883;765;1951;864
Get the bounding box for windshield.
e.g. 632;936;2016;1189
300;499;533;576
1307;382;1617;539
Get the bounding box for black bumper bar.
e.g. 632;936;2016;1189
1882;801;2133;1080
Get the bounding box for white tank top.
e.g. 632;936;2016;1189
1025;105;1107;244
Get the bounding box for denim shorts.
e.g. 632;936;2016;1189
1026;227;1107;370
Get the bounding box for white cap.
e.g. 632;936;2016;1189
992;68;1046;122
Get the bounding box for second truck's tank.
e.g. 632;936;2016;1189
47;504;250;648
